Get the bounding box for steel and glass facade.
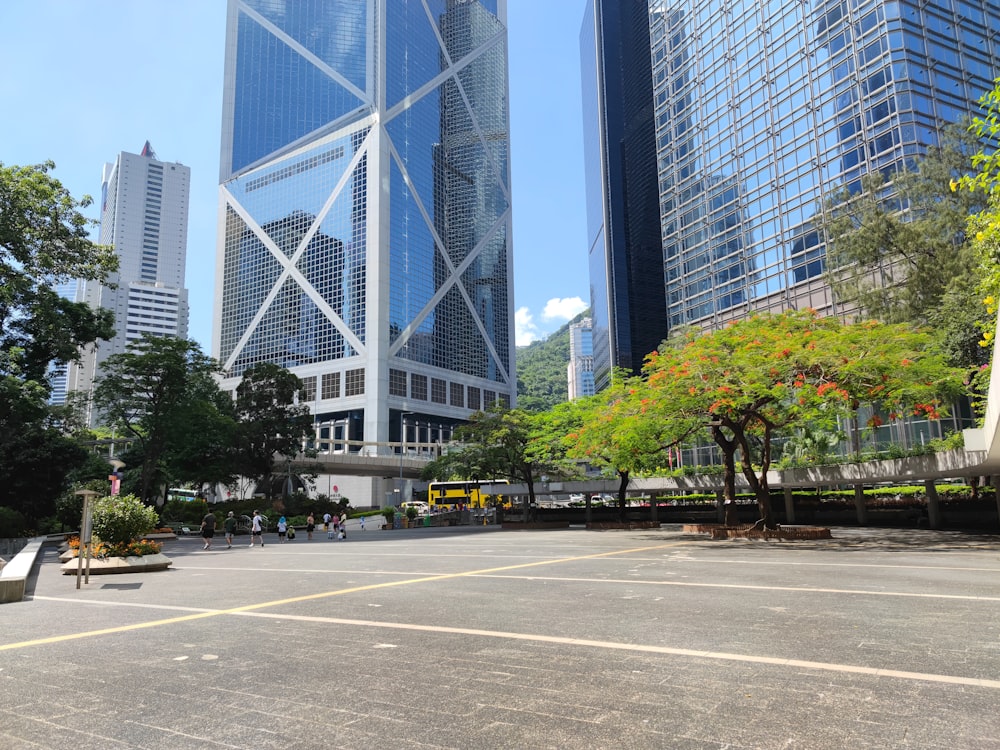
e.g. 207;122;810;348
568;317;596;399
215;0;515;449
649;0;1000;331
583;0;999;390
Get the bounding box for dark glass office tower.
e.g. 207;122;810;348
215;0;515;457
581;0;667;391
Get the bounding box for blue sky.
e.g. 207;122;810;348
0;1;590;349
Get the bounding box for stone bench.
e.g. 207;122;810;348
0;537;45;603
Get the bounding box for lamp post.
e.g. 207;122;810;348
399;412;415;505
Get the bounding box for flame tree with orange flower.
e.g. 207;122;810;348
643;310;967;528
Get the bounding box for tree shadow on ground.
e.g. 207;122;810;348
653;525;1000;553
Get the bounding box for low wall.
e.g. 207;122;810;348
0;537;45;604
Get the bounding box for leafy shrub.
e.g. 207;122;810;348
56;493;84;531
91;494;159;546
0;506;28;537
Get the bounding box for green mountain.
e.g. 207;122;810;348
515;311;589;413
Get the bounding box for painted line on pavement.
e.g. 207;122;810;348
0;541;687;652
231;609;1000;691
474;574;1000;602
25;585;1000;692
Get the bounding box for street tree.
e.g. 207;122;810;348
0;161;118;523
423;406;564;512
554;374;700;522
93;335;226;504
644;310;966;527
953;78;1000;353
233;362;313;500
820;124;987;333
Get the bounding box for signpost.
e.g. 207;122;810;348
73;490;100;589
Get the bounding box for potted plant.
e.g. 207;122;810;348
380;506;396;530
404;505;418;528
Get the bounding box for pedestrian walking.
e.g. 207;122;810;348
223;511;236;548
200;508;217;550
249;510;264;547
339;511;349;539
325;511;334;540
359;515;365;532
306;512;315;541
277;515;288;543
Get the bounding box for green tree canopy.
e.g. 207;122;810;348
93;335;228;504
954;78;1000;357
554;374;700;521
422;406;567;510
0;161;118;524
233;362;313;499
820;123;987;334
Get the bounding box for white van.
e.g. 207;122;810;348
400;501;429;515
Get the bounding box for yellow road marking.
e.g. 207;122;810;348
0;541;687;652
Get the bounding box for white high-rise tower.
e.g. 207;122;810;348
71;142;191;418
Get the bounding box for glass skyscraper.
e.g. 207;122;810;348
581;0;666;391
583;0;1000;389
215;1;515;453
568;317;596;399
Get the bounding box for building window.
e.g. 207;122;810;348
300;376;316;402
389;368;407;397
321;372;340;399
467;386;481;411
450;382;465;408
345;368;365;396
411;373;428;401
431;378;447;404
499;393;510;409
484;390;496;407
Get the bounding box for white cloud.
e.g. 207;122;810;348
515;306;541;346
541;296;588;322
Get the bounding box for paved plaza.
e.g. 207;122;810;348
1;524;999;749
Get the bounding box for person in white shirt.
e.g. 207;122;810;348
249;510;264;547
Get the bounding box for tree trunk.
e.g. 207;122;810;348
783;487;796;525
853;484;868;526
712;425;740;526
722;451;739;526
617;471;629;523
524;474;536;521
925;479;941;530
850;408;862;459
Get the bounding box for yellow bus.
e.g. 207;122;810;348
427;479;510;510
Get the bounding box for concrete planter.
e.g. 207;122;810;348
586;521;661;530
683;523;832;540
60;552;173;575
